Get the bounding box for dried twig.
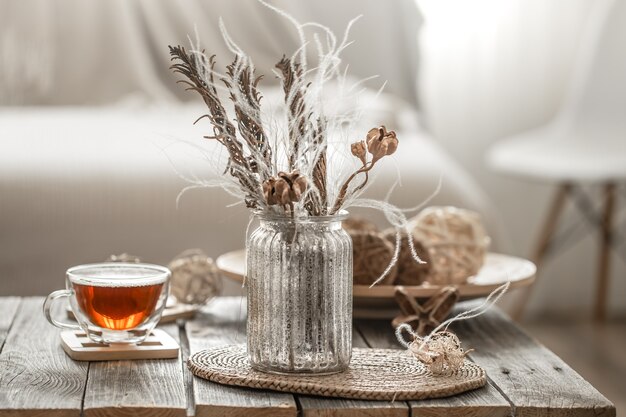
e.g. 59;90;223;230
275;56;308;171
276;56;328;215
331;126;399;213
307;118;328;215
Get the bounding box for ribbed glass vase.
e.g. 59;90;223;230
246;211;353;374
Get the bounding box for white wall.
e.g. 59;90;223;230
417;0;626;318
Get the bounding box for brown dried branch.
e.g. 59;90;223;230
275;56;309;171
169;47;236;145
305;118;328;215
276;56;328;215
224;58;272;171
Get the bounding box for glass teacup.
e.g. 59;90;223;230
44;263;170;344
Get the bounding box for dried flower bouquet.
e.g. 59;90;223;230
168;1;424;285
168;21;400;218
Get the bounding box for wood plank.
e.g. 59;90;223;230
0;297;89;417
297;328;409;417
0;297;21;352
355;318;512;417
524;320;626;415
186;297;297;417
82;323;186;417
408;387;511;417
177;320;195;417
450;303;615;417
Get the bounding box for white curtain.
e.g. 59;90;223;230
417;0;594;145
414;0;596;257
416;0;626;316
0;0;422;106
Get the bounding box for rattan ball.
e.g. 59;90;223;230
412;206;489;285
350;231;398;285
168;249;223;306
343;216;379;233
382;228;431;285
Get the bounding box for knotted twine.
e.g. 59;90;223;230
396;281;510;376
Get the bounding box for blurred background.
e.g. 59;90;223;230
1;0;624;409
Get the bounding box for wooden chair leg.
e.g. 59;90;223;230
512;183;572;320
594;182;616;321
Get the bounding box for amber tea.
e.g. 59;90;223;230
74;281;164;330
44;263;170;344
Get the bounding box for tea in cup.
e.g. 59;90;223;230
44;263;170;344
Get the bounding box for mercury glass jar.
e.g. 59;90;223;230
246;211;353;374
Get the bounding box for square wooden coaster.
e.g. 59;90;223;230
60;328;180;361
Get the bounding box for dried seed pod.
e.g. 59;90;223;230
262;170;308;208
350;140;367;164
366;126;399;162
277;170;308;202
262;177;279;206
273;177;292;206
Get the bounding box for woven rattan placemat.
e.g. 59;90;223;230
188;345;486;401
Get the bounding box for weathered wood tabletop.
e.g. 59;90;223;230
0;296;615;417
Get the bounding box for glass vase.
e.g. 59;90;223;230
246;211;353;374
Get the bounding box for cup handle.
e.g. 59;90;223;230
43;289;81;330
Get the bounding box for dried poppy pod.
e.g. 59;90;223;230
350;140;367;164
277;170;307;202
366;126;398;162
262;177;279;206
262;170;308;209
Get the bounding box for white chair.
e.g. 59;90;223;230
487;0;626;320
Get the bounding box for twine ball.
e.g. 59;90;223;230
382;228;431;286
412;207;489;285
343;216;379;233
350;231;398;285
168;249;223;306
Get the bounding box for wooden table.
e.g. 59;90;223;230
0;297;615;417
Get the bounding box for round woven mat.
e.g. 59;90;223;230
188;345;486;401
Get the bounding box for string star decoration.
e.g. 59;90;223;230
391;286;460;337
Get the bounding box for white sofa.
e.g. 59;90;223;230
0;98;503;295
